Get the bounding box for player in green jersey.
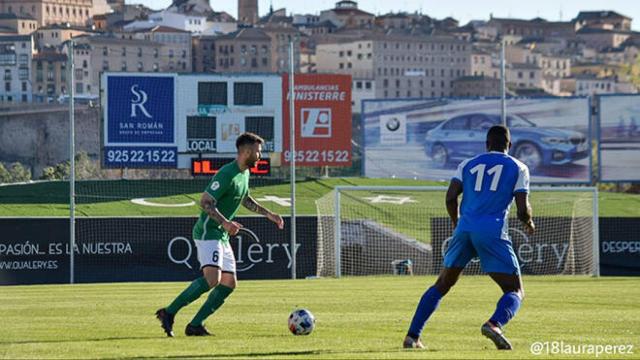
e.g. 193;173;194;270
156;132;284;337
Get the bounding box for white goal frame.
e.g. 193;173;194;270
332;186;599;277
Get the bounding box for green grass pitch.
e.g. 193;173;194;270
1;276;638;359
0;178;638;217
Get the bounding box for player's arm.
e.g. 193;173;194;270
445;179;463;228
514;165;535;235
515;193;535;234
242;195;284;230
200;192;242;235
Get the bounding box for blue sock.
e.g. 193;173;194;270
489;292;522;328
407;286;443;339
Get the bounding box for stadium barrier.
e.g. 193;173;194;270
0;216;317;285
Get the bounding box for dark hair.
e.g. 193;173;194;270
236;132;264;150
486;125;510;151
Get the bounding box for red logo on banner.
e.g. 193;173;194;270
282;74;352;166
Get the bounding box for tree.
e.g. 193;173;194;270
8;162;31;182
39;152;100;180
0;163;11;183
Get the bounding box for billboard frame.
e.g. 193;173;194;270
596;93;640;183
362;96;593;185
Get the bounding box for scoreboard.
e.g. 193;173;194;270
102;73;283;169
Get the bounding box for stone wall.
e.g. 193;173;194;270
0;105;100;177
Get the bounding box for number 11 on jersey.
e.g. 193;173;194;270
469;164;503;192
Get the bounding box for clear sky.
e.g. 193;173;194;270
131;0;639;30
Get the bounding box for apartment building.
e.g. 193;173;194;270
118;25;192;72
70;34;165;96
31;48;67;102
0;34;33;103
319;0;374;28
316;31;471;112
0;13;38;35
452;75;500;97
195;27;272;73
35;23;96;50
0;0;93;27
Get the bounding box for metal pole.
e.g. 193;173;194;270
334;189;341;278
592;188;600;277
289;40;297;280
500;39;507;126
68;40;76;284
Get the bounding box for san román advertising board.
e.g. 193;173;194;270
363;98;591;184
281;74;352;167
102;73;178;168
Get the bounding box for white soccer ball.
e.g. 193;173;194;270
288;309;315;335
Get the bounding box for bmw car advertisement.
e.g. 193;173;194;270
363;98;591;184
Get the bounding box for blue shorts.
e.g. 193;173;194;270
443;229;521;275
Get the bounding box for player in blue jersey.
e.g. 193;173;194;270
403;125;535;350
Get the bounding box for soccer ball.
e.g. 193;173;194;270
288;309;315;335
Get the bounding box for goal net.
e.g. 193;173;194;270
316;186;599;277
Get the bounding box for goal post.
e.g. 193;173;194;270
316;186;599;278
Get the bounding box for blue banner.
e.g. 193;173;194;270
107;76;175;144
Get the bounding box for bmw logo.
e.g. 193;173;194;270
386;118;401;132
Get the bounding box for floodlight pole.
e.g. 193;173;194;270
68;40;76;284
500;39;507;126
289;40;297;280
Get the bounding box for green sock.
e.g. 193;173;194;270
190;284;234;326
166;277;210;315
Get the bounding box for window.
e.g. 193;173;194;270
356;81;362;89
234;82;263;106
19;68;28;80
5;82;11;92
245;117;275;151
137;62;143;71
121;61;127;71
529;71;535;79
3;69;11;81
442;116;469;130
187;116;216;142
102;61;109;71
169;49;174;58
137;47;142;57
153;63;159;72
103;47;108;56
198;82;227;105
76;82;83;94
365;81;372;89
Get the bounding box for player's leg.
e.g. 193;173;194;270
472;233;522;350
156;240;219;337
404;231;474;349
187;241;236;336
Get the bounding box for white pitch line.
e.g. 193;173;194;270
131;198;196;208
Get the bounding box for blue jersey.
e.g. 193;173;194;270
452;151;530;239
